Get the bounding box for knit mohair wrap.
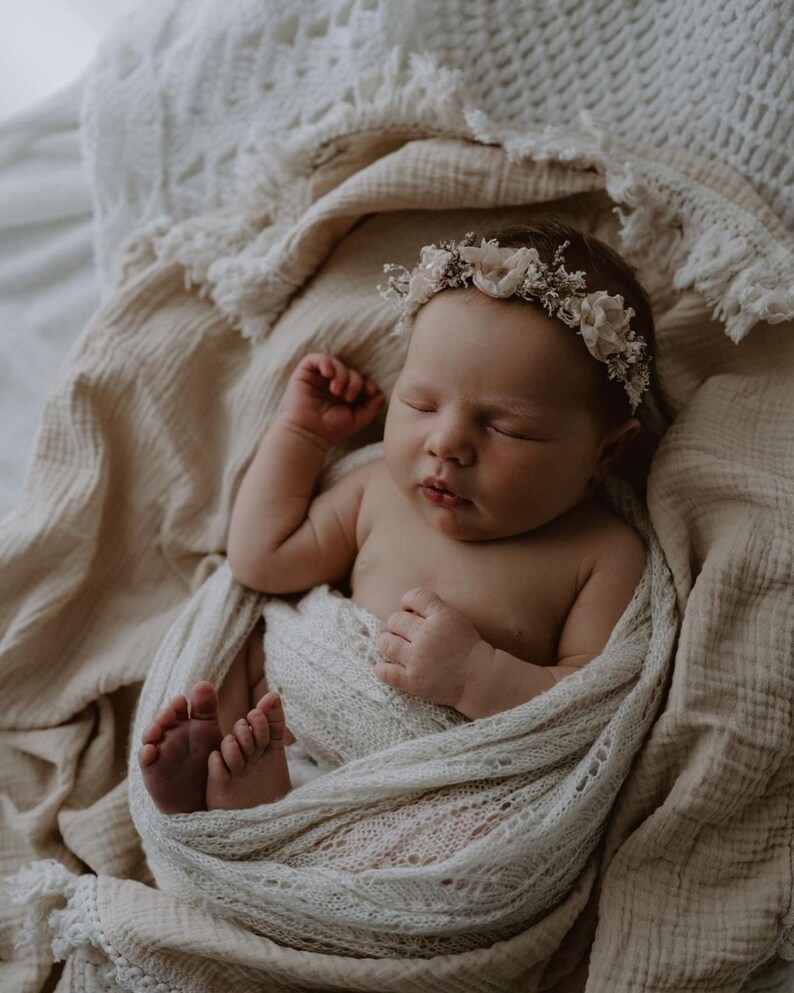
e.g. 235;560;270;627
124;446;677;958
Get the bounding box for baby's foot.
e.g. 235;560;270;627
137;681;224;814
206;691;292;810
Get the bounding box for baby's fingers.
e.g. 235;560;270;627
316;355;334;378
341;368;363;402
352;385;384;424
374;659;408;691
295;353;336;390
318;356;351;397
303;354;380;407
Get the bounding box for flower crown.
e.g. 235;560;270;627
378;233;651;413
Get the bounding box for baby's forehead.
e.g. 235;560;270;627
404;295;602;408
408;297;581;372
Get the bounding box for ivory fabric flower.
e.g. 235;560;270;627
578;292;635;360
459;240;541;298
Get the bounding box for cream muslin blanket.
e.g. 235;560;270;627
2;60;794;993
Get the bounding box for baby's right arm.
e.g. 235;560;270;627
227;353;383;593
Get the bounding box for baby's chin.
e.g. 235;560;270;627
418;500;535;543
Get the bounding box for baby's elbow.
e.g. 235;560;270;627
227;552;312;596
227;551;278;593
228;562;266;593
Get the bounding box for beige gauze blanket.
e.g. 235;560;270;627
2;61;794;993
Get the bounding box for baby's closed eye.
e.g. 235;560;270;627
400;399;546;442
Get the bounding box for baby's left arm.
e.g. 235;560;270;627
458;529;647;718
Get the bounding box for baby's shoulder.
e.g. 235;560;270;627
579;497;647;580
349;456;388;545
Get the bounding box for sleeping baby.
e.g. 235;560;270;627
138;220;654;814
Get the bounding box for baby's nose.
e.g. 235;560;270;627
424;430;474;465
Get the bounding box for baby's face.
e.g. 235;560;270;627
383;290;629;542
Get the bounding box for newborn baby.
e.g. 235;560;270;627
139;220;653;814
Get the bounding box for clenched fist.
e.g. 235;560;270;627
373;587;494;715
279;353;384;447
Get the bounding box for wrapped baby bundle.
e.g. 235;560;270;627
125;445;677;958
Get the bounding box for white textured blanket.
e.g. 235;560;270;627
82;0;793;292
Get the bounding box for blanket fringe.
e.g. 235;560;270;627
466;110;794;345
6;859;91;958
148;48;470;333
6;860;171;993
144;50;793;348
233;48;468;225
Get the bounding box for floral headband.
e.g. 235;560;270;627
378;233;651;413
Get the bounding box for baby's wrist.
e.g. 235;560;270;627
455;640;496;720
275;413;335;453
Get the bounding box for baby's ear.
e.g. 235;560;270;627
591;418;641;485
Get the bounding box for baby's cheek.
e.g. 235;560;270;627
383;441;416;493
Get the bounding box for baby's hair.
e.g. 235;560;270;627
471;219;657;428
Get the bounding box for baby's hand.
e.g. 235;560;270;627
374;588;493;713
279;353;384;447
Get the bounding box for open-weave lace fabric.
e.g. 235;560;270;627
119;463;676;958
82;0;793;290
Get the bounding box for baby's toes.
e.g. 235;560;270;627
137;743;158;768
232;718;255;758
146;696;185;737
246;706;272;753
208;749;230;787
256;691;287;744
169;695;189;719
141;721;165;747
219;734;246;775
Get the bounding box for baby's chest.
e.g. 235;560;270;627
348;525;579;666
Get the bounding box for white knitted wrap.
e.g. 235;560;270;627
124;449;677;958
82;0;793;294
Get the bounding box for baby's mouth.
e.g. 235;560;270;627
420;479;471;508
421;476;462;496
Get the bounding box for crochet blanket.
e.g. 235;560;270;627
82;0;794;293
3;57;794;993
